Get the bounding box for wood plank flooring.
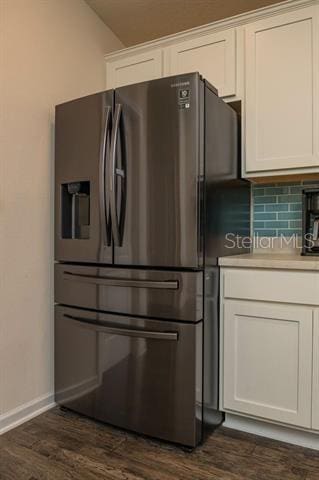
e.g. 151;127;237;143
0;408;319;479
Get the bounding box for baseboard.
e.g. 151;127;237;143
224;413;319;450
0;393;56;435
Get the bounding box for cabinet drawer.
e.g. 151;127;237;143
223;268;319;305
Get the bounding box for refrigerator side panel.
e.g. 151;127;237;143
112;73;202;268
55;91;113;264
203;88;250;434
204;88;251;264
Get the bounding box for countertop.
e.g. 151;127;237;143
218;252;319;271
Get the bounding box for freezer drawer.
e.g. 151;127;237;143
55;264;203;322
55;305;203;447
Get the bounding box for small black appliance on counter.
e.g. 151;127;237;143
302;188;319;255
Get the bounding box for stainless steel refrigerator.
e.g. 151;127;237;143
54;72;250;448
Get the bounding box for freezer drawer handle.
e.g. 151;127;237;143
63;314;178;341
63;271;179;290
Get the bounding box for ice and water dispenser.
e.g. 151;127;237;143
61;181;90;239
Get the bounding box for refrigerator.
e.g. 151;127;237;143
54;72;250;448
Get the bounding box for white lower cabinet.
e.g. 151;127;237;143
223;300;313;428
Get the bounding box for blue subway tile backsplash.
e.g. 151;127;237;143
264;204;289;212
252;181;319;237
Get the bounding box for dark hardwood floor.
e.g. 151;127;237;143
0;408;319;479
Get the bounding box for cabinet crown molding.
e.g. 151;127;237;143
105;0;318;61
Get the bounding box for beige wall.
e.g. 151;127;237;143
0;0;122;417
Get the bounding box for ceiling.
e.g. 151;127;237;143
86;0;286;47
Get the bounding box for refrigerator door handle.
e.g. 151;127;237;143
63;314;178;341
109;103;122;246
99;105;112;246
62;270;179;290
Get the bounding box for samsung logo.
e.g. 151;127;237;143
171;81;190;88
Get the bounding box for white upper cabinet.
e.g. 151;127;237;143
105;2;319;178
106;49;163;89
223;300;313;428
245;6;319;174
167;29;236;97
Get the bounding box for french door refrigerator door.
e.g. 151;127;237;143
111;73;204;268
55;91;113;263
55;305;203;447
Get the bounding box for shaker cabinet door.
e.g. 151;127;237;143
223;300;313;428
106;50;163;89
245;6;319;174
167;29;236;97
